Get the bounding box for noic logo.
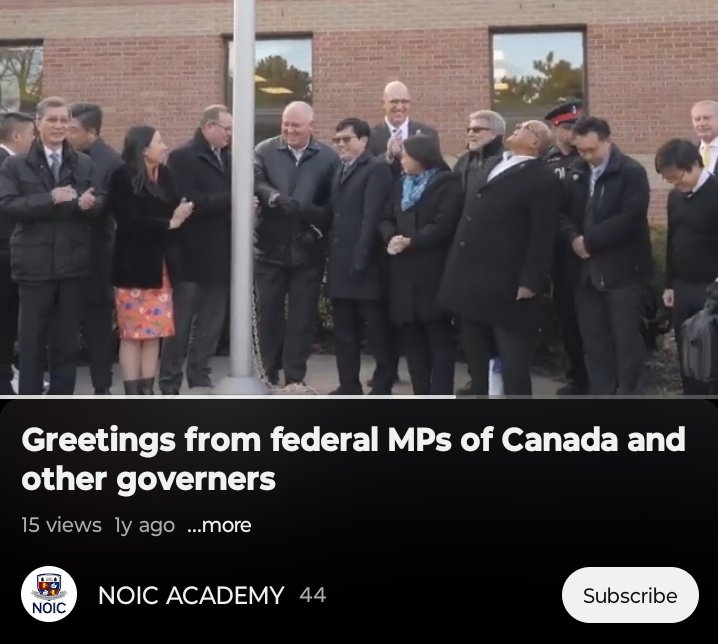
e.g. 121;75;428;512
21;566;78;622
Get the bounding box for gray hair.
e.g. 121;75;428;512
36;96;68;120
469;109;506;135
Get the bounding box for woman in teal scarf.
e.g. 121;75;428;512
379;135;464;395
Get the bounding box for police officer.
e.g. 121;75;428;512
544;100;588;395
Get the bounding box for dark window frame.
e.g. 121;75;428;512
488;26;588;123
0;39;43;114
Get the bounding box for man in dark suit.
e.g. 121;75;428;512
159;105;233;394
68;103;122;394
559;117;652;395
0;111;36;395
324;117;394;395
691;100;718;174
368;81;440;178
439;120;559;396
543;100;588;395
0;96;100;395
367;81;439;387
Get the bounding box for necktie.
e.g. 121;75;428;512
213;148;223;169
341;161;351;180
393;128;403;142
50;152;61;183
590;167;602;197
701;145;711;170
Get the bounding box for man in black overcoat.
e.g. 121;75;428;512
438;119;560;396
0;111;35;395
159;105;233;394
0;97;100;395
68;103;122;394
559;117;652;395
324;118;394;394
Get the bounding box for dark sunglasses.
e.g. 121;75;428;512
467;126;492;134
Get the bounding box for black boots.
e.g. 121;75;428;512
123;380;142;395
123;379;155;395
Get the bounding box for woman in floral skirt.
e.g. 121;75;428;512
108;125;193;394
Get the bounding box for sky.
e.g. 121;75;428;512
493;32;583;79
228;39;313;77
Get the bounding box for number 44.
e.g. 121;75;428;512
300;587;326;602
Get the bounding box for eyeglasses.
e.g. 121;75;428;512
518;122;540;140
467;126;492;134
387;99;411;105
331;135;357;144
210;121;232;133
661;170;686;185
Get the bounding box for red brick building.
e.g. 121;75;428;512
2;0;717;220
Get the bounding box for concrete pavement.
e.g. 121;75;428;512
29;354;563;396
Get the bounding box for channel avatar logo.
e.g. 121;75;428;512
21;566;78;622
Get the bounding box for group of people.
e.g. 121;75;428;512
0;85;716;396
0;99;232;395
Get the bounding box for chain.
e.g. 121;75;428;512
250;281;274;390
250;280;318;396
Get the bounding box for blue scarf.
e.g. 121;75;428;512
401;168;438;211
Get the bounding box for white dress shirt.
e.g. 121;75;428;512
688;169;712;197
699;136;718;173
0;143;15;157
487;151;534;182
44;145;62;167
289;144;308;165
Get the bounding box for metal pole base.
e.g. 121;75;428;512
213;376;268;396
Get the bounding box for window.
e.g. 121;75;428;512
0;41;43;113
226;36;313;145
491;30;585;130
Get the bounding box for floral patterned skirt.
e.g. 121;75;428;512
115;263;175;340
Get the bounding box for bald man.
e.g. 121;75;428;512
439;120;560;396
253;101;340;389
368;81;440;178
692;100;718;174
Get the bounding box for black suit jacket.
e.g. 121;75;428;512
167;130;231;285
438;156;560;332
108;163;182;289
84;138;122;294
368;120;440;178
558;145;652;290
0;139;100;282
325;150;393;301
380;169;464;324
0;146;13;264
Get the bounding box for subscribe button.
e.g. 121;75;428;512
562;567;699;623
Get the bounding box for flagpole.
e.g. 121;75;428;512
215;0;266;395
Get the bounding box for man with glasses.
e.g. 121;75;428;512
158;105;234;395
454;110;505;190
324;117;394;394
368;81;440;178
439;120;559;396
0;96;99;395
543;100;588;395
559;116;652;395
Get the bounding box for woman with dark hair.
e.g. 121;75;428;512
108;126;193;394
379;135;464;395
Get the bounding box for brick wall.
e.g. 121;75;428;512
2;0;717;222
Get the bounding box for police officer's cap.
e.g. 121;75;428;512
544;100;583;127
